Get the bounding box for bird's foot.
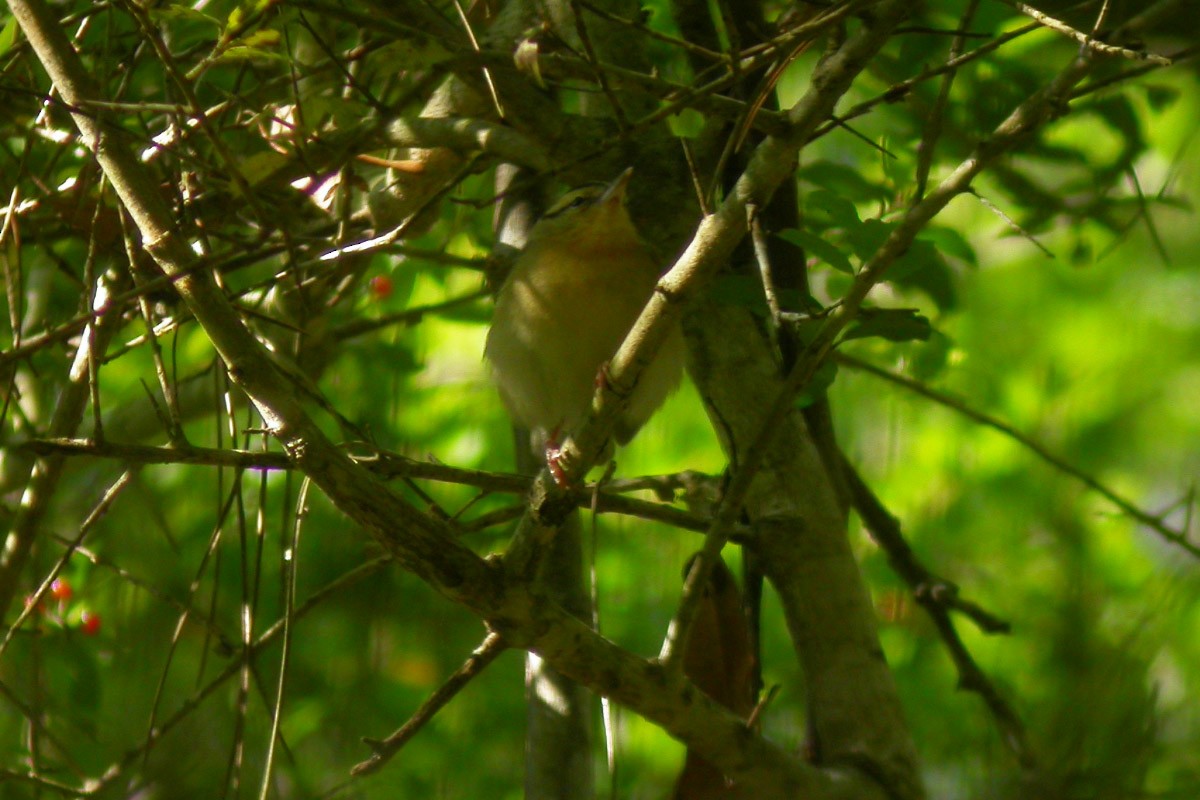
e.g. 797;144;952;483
543;426;572;487
544;443;571;487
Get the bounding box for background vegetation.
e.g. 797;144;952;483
0;1;1197;798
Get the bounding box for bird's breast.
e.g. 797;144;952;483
487;242;661;423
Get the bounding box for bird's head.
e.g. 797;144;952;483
527;168;641;251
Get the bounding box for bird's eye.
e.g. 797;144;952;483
544;185;605;219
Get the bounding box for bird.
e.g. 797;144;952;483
485;169;685;479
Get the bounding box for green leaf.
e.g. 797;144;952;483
799;161;890;204
710;273;819;317
148;5;221;26
1028;140;1090;166
668;108;705;139
1089;95;1143;152
879;136;905;188
238;29;280;48
787;315;825;346
1143;84;1179;111
843;308;932;343
910;330;953;381
845;217;891;261
0;16;18;57
806;189;862;231
435;295;491;323
887;238;958;311
825;270;852;300
210;44;287;67
920;226;977;268
777;287;820;314
777;228;854;274
796;359;838;408
238;150;290;186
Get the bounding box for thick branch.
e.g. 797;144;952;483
382;116;551;172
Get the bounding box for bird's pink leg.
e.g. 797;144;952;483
543;425;571;487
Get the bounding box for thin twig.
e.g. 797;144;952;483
997;0;1171;64
0;471;134;657
331;289;489;341
450;0;505;119
86;556;392;796
836;353;1198;557
317;155;481;261
0;768;88;797
809;23;1041;142
257;478;311;800
576;0;724;61
747;204;783;359
841;457;1036;770
15;438;735;536
115;0;270;226
1069;43;1198;101
568;0;628;131
0;669;90;780
967;188;1054;257
122;210;187;444
679;138;709;216
839;456;1010;635
349;632;507;778
913;0;979;201
53;538;234;646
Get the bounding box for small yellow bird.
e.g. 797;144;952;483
485;169;685;475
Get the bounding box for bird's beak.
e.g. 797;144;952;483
598;168;634;207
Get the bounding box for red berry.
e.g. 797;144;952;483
80;610;101;636
368;275;394;300
50;578;73;601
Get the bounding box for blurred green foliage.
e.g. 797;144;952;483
0;1;1197;798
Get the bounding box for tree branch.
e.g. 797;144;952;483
836;353;1199;558
351;632;509;778
839;457;1036;770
